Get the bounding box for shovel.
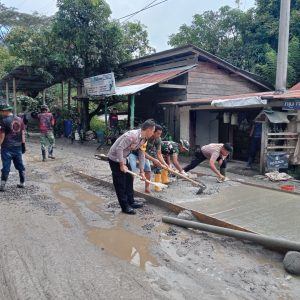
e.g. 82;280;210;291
126;170;168;190
165;167;206;194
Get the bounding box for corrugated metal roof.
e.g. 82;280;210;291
160;85;300;107
113;65;196;96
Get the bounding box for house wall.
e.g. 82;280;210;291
187;63;265;100
195;111;219;146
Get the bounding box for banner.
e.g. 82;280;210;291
83;72;116;96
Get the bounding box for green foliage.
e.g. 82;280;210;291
122;21;155;59
0;2;51;43
90;116;106;131
0;45;22;77
168;1;300;87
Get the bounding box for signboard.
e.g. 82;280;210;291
282;99;300;110
266;152;289;170
83;72;116;96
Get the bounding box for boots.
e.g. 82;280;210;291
0;180;6;192
48;148;55;159
144;171;151;193
161;169;170;184
154;174;162;192
17;171;25;188
42;149;46;162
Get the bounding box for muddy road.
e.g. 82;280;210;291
0;137;299;300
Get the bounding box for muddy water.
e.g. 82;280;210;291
182;185;300;241
87;227;158;270
51;180;158;269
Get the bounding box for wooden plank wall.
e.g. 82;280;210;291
187;63;264;100
125;55;198;78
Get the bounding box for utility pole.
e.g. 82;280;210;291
275;0;291;91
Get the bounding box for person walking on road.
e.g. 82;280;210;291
38;104;55;161
0;102;26;191
183;143;233;182
108;119;156;215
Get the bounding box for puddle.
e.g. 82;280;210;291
51;179;159;270
87;226;158;270
51;180;105;224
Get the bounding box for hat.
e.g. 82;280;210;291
0;102;13;111
223;143;233;153
41;104;49;111
180;139;190;151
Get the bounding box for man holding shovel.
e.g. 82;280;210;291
183;143;233;182
144;124;169;192
108;119;155;215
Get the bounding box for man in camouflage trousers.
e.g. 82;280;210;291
38;105;55;161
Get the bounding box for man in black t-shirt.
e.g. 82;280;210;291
0;103;26;191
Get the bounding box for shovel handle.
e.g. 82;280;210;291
164;167;206;188
126;169;165;188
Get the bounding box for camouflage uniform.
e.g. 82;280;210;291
146;136;162;174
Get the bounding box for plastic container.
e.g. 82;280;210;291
63;119;72;137
96;130;104;144
280;185;295;192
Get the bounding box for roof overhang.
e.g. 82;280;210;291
111;65;196;96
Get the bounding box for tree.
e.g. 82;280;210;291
122;21;155;59
168;1;300;87
0;2;51;43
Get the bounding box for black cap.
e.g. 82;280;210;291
223;143;233;153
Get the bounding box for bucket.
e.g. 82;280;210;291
231;113;238;125
63;119;72;137
280;185;295;192
223;112;230;123
96;130;104;144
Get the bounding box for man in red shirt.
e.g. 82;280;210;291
0;102;26;191
38;104;55;161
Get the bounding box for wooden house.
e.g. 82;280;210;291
116;45;272;160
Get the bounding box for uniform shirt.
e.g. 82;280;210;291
161;141;179;155
201;143;226;162
0;114;24;148
109;113;118;128
38;112;54;133
108;129;146;166
146;136;162;157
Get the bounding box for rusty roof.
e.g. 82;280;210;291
160;84;300;107
117;65;195;87
114;65;196;96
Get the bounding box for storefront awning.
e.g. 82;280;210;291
211;96;267;108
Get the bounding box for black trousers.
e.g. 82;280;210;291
183;150;227;172
108;159;134;211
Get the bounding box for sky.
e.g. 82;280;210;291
2;0;255;51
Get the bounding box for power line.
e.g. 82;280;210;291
118;0;168;23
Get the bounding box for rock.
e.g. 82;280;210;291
177;210;197;221
283;251;300;275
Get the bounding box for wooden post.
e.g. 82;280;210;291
260;122;267;174
13;77;17;115
61;81;64;109
104;99;108;128
67;80;71;110
5;81;9;105
43;90;46;105
130;94;135;129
